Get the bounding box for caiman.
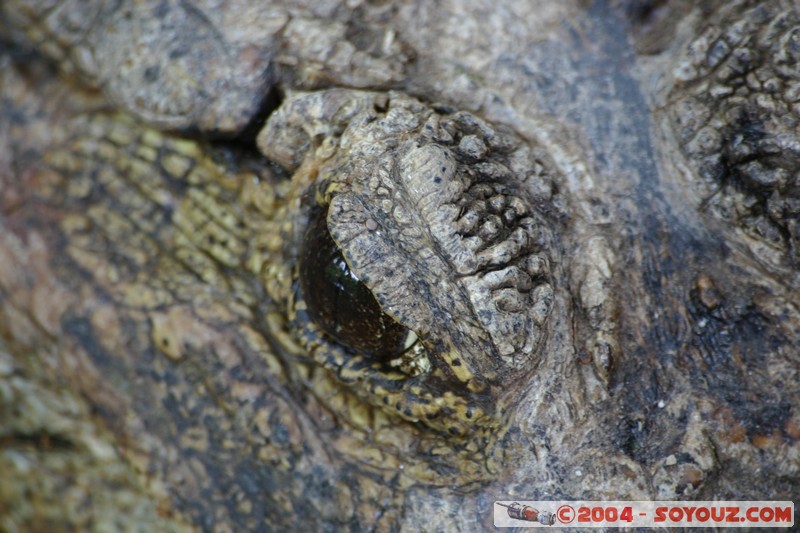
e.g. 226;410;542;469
0;0;798;531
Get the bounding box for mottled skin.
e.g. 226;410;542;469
1;1;799;531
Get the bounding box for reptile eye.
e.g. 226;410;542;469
299;206;417;360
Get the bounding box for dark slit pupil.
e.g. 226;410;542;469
299;207;411;360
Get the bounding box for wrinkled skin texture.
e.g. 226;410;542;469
1;0;799;531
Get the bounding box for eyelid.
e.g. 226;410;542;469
299;205;415;361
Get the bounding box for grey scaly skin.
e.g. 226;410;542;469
0;1;798;531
